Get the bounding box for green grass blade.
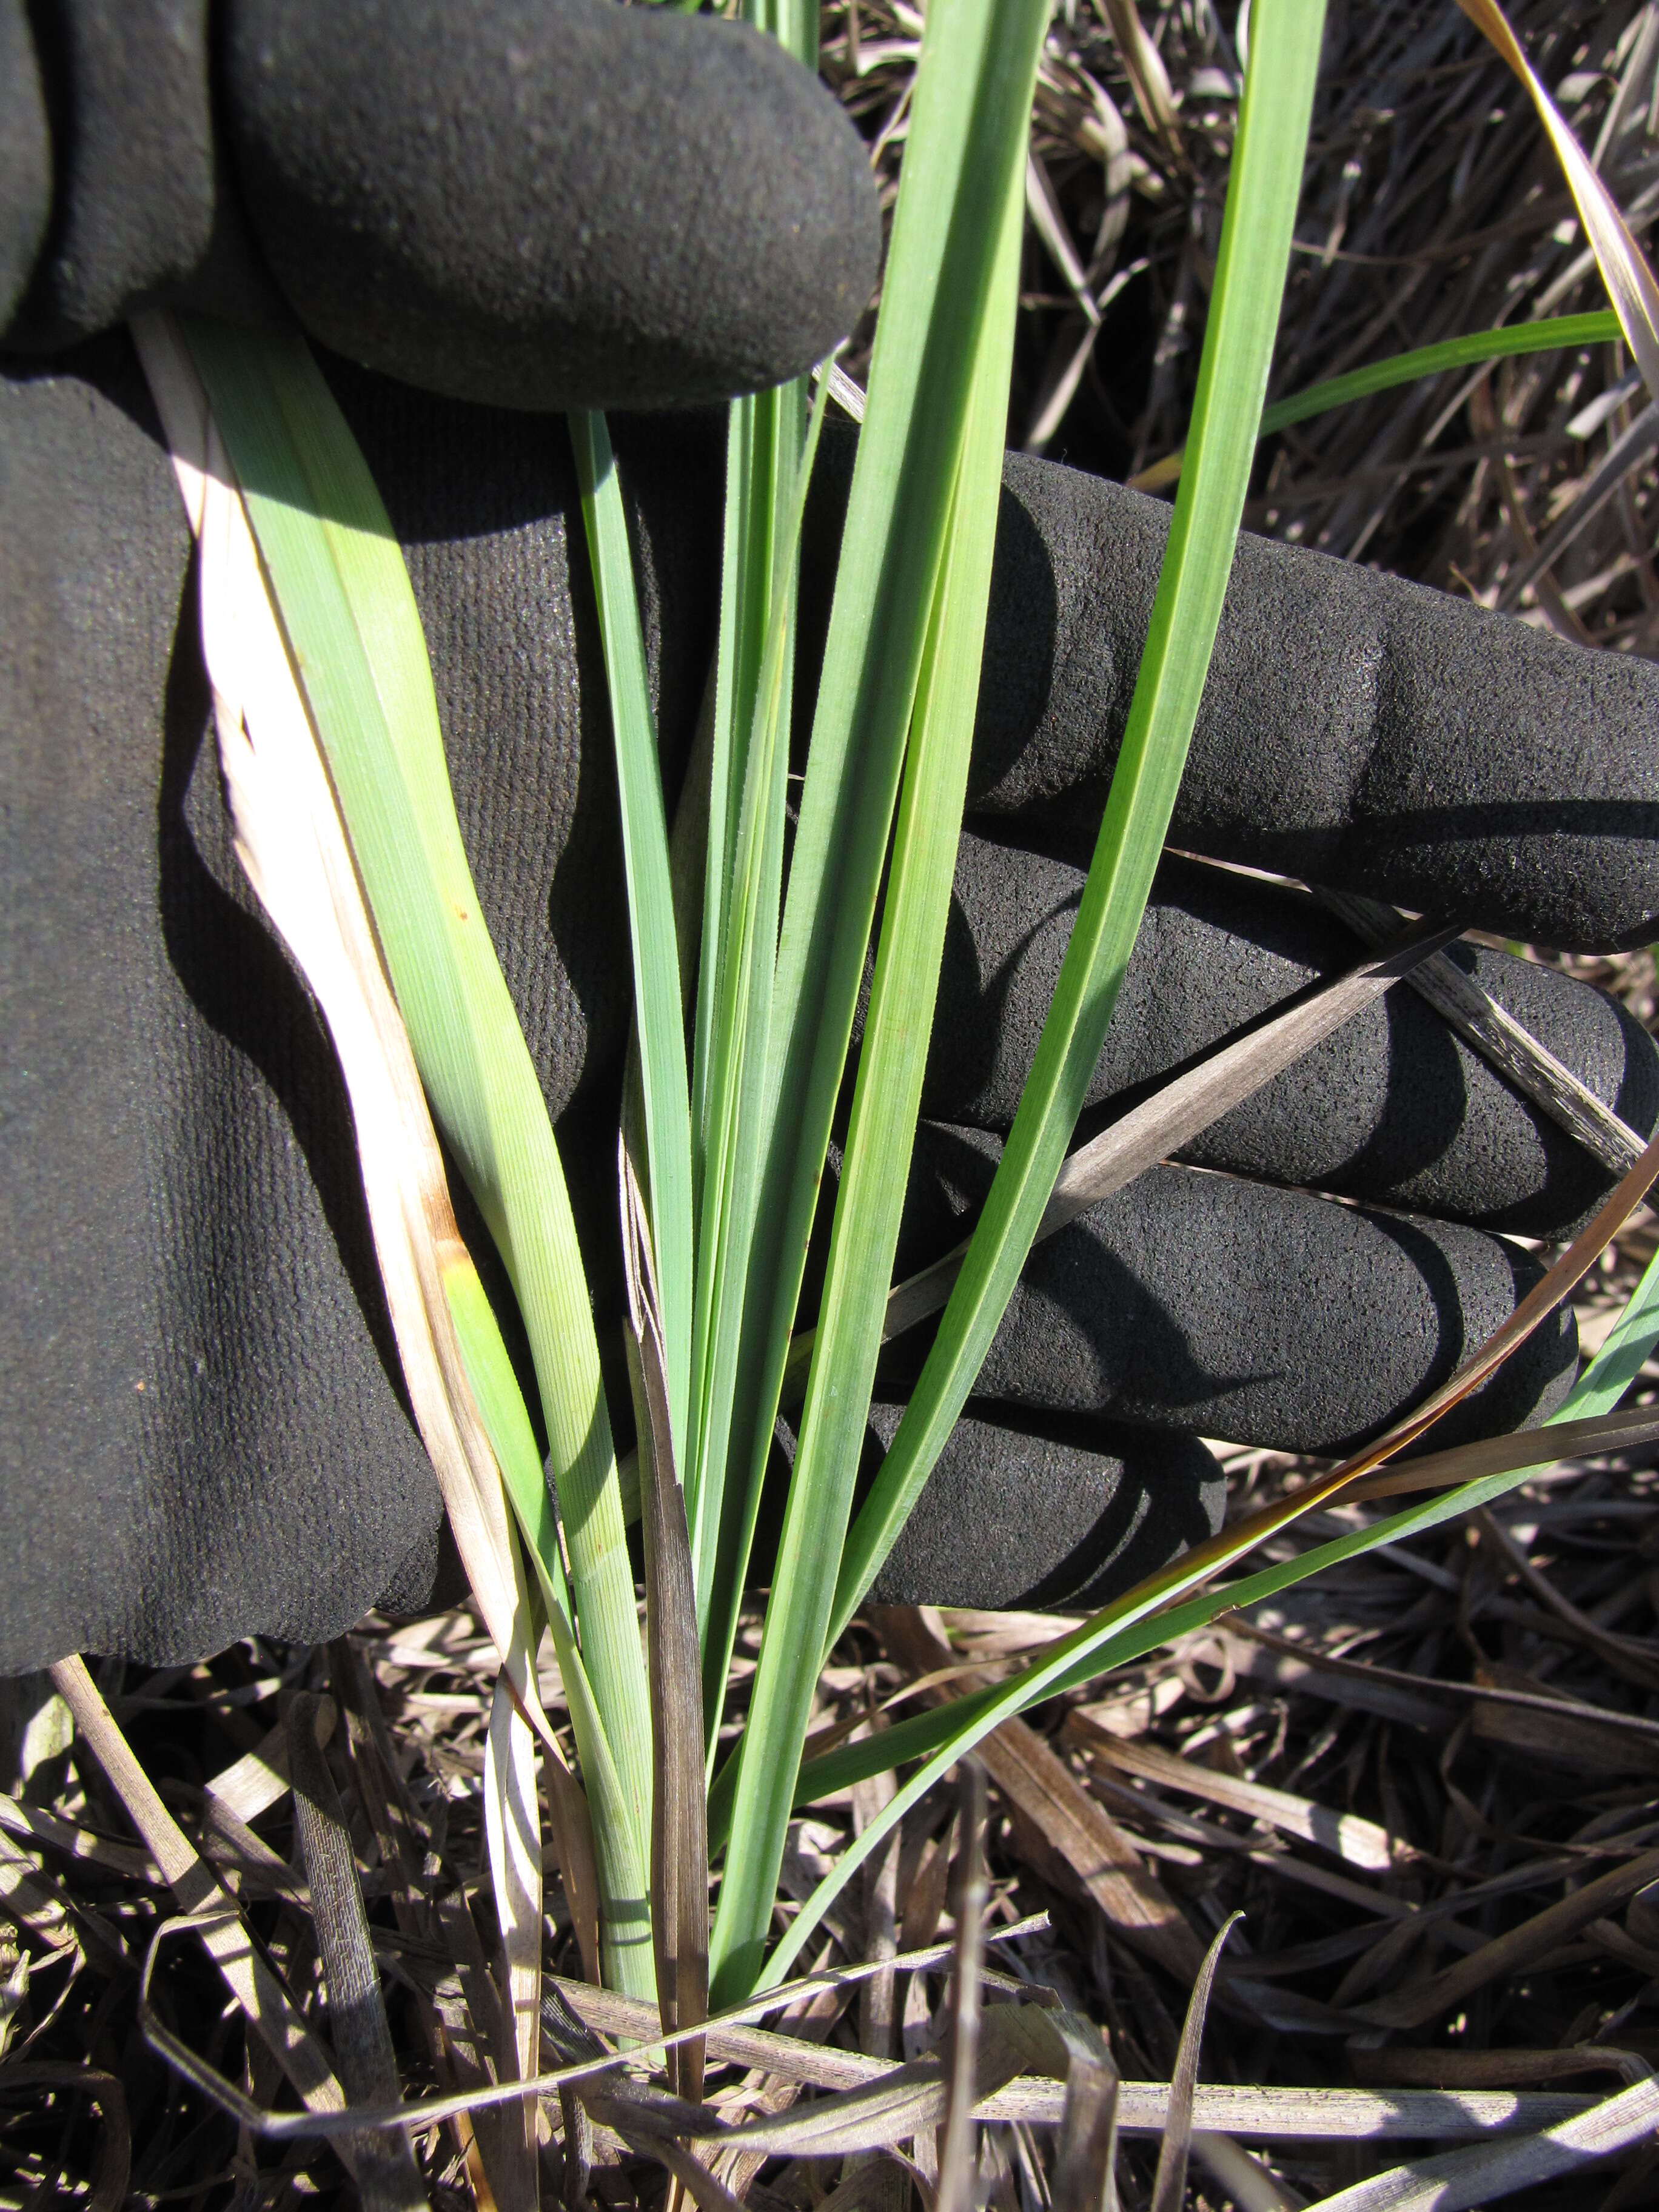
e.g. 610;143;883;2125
571;409;694;1460
684;0;819;1679
686;383;804;1551
700;0;1052;1944
689;379;831;1711
706;146;1031;2006
1135;309;1622;488
757;1399;1659;1860
444;1262;655;1997
828;0;1328;1649
1549;1245;1659;1421
691;386;794;1225
182;319;656;1909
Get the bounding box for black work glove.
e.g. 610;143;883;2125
7;0;1659;1671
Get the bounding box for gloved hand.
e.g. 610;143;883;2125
7;0;1659;1672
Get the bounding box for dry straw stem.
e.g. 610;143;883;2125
482;1674;543;2212
285;1693;427;2212
1457;0;1659;406
1300;2070;1659;2212
620;1145;709;2102
46;1657;357;2176
1316;887;1647;1175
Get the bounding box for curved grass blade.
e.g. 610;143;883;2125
133;313;629;1992
1131;310;1622;490
571;409;694;1458
706;0;1048;2008
1550;1245;1659;1422
176;315;655;1933
827;0;1329;1682
1149;1917;1241;2212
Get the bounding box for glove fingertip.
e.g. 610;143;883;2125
226;0;881;412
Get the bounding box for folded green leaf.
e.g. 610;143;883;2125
179;316;655;1928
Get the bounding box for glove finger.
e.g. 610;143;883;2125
859;1404;1225;1615
224;0;879;411
799;431;1659;952
872;1125;1577;1460
913;832;1659;1239
973;455;1659;951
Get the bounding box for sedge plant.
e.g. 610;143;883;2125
129;0;1659;2068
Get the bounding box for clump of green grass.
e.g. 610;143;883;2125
128;0;1659;2096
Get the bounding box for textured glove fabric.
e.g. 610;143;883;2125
860;1409;1227;1615
2;0;880;412
0;0;52;330
879;1126;1575;1458
981;453;1659;950
1;339;445;1670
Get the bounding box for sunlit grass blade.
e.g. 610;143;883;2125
706;0;1050;2008
683;0;821;1688
690;382;800;1222
714;0;1056;1657
711;170;1030;1998
690;377;831;1723
688;0;817;1218
1458;0;1659;406
1131;309;1623;490
175;314;655;1945
132;310;626;1999
826;0;1329;1694
1548;1245;1659;1424
571;409;694;1460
